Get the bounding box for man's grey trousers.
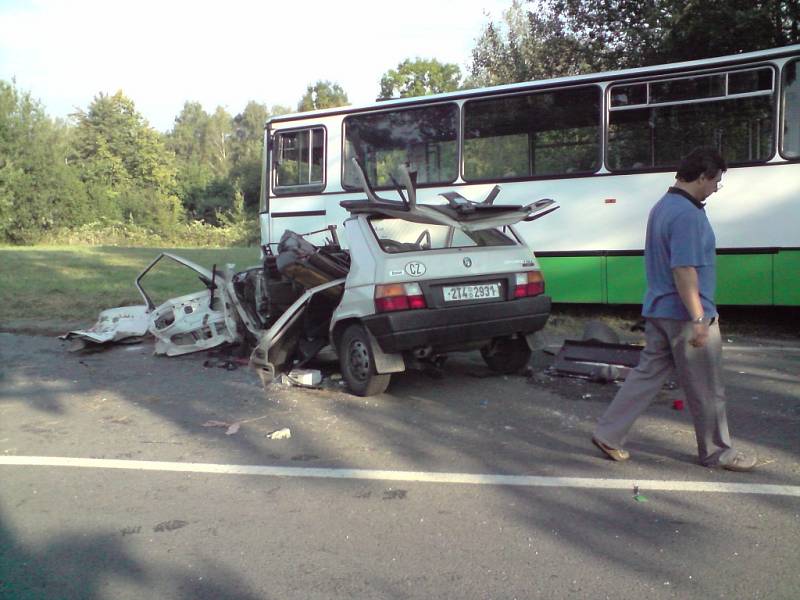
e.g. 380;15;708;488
594;318;734;465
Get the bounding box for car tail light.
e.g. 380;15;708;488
514;271;545;298
375;283;427;313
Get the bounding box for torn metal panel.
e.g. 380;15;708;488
136;252;242;357
340;159;558;231
250;278;346;380
60;305;150;350
552;339;644;382
135;252;217;311
150;289;239;357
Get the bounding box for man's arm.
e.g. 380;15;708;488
672;266;709;347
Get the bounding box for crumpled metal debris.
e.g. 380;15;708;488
62;252;259;357
60;305;150;351
550;339;643;382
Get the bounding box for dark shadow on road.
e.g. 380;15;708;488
0;504;264;600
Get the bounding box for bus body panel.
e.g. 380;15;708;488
261;45;800;306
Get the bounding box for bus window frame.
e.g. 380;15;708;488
604;64;779;174
779;57;800;162
340;101;461;192
272;125;327;196
460;83;604;184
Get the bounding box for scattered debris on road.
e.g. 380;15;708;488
266;428;292;440
201;415;269;435
550;339;643;382
60;305;149;350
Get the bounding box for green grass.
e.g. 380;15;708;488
0;246;261;331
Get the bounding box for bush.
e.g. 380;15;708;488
39;217;261;248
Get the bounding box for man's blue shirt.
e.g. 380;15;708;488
642;187;718;320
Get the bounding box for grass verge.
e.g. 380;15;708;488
0;246;261;334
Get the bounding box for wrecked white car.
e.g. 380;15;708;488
68;161;557;397
248;161;558;395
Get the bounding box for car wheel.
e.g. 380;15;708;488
339;324;391;396
480;336;531;374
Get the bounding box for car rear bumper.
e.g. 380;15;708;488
362;294;551;353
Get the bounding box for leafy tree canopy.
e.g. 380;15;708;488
378;58;462;99
0;80;88;242
297;81;349;112
71;91;177;195
550;0;800;68
469;0;800;86
70;91;181;230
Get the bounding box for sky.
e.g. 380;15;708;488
0;0;513;131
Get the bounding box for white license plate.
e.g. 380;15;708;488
442;283;501;302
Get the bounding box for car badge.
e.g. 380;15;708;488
463;257;472;268
404;261;426;277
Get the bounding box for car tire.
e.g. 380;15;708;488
481;336;531;374
339;323;391;396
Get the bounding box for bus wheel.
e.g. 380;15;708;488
481;336;531;374
339;324;391;396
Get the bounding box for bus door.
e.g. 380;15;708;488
266;126;330;248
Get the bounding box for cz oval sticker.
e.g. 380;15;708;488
404;261;426;277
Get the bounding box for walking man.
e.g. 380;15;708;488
592;147;756;471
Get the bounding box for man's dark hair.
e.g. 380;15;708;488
676;147;727;182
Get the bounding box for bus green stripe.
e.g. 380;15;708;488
775;250;800;305
539;251;800;306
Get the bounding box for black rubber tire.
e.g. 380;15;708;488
480;336;532;374
339;324;391;396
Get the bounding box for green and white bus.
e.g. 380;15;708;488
260;44;800;306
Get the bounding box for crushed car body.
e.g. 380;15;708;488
250;159;559;395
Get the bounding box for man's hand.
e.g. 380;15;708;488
690;321;709;347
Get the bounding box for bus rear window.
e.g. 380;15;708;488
343;104;458;190
462;85;601;181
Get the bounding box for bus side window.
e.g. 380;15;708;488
274;127;326;193
342;104;458;190
462;85;601;182
608;67;776;170
782;59;800;159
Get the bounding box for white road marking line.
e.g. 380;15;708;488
725;345;800;353
2;456;799;497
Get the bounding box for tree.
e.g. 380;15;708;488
0;80;88;243
167;101;216;216
297;81;349;112
469;0;800;87
468;0;595;87
549;0;800;67
229;101;268;210
71;91;181;231
654;0;800;63
378;58;462;99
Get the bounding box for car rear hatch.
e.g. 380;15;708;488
362;221;551;353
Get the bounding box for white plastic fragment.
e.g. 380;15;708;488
288;369;322;386
267;428;291;440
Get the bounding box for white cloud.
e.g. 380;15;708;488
0;0;509;130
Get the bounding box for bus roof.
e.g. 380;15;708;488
268;44;800;126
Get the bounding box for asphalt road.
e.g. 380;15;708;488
1;330;799;599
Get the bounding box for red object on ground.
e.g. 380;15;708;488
673;399;685;410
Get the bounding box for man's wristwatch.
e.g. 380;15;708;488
691;316;705;324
